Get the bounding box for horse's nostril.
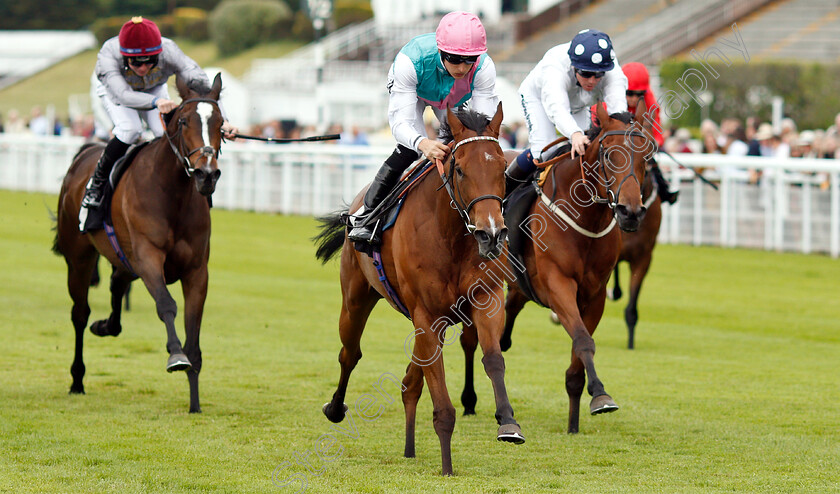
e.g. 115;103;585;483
475;230;491;244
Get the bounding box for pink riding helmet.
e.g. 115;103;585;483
435;11;487;56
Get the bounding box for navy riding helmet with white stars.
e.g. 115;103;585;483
568;29;616;72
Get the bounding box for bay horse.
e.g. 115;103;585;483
607;167;662;349
460;101;652;434
53;74;225;413
314;104;523;476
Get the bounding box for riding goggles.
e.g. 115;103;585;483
126;54;159;67
626;90;647;97
442;52;479;65
575;68;605;79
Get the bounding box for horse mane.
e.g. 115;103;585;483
609;112;633;125
187;78;212;97
437;108;491;143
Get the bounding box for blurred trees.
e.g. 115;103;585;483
659;60;840;130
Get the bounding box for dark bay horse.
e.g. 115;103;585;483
608;167;662;349
53;74;225;413
460;102;653;434
314;104;523;476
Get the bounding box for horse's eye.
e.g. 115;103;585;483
455;166;464;178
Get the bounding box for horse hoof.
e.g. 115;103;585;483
166;354;192;373
500;337;512;352
69;385;85;395
322;402;348;423
90;319;119;337
590;394;619;415
549;312;560;324
496;423;525;444
463;408;476;416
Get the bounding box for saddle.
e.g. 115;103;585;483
80;141;150;234
347;159;435;257
504;176;548;307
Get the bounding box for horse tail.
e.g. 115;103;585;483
313;209;348;264
46;201;62;256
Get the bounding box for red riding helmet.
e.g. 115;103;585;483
119;17;163;57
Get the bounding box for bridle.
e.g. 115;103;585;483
436;135;503;234
160;97;222;177
586;129;650;210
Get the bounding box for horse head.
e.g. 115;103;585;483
169;73;224;196
589;99;654;232
444;102;507;259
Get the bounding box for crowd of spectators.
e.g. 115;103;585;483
661;113;840;160
0;106;97;139
5;105;840;169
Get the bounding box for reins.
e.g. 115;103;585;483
436;135;503;235
535;126;650;237
228;133;341;143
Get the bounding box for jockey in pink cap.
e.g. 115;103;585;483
349;11;500;244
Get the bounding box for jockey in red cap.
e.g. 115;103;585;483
82;16;238;215
592;62;678;204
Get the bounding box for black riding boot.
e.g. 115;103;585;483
650;164;679;205
81;137;131;208
348;145;418;244
505;149;536;198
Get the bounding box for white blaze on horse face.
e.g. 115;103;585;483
197;102;214;149
489;215;498;237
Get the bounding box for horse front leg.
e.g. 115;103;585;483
625;254;653;350
580;292;617;414
472;295;525;444
410;311;456;476
459;323;478;415
132;247;190;373
89;266;132;337
549;279;617;434
499;288;528;352
181;265;208;413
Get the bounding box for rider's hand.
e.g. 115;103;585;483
570;131;590;159
417;138;449;162
222;121;239;140
155;98;178;114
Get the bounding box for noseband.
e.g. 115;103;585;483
437;135;503;234
161;97;222;177
589;129;650;210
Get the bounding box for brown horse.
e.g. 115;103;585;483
460;102;653;433
314;104;523;476
608;167;662;349
53;74;225;413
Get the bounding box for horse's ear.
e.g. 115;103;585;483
210;73;222;100
635;97;650;131
446;107;464;136
487;102;503;137
176;76;191;100
596;101;610;128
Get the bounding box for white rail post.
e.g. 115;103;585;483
802;176;811;255
831;171;839;258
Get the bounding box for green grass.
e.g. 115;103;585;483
1;189;839;493
0;39;303;117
